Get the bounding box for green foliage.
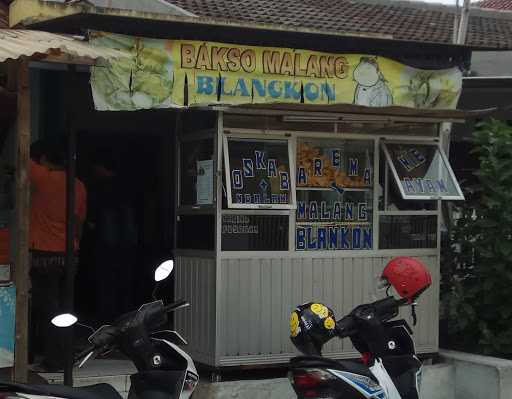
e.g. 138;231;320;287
442;119;512;357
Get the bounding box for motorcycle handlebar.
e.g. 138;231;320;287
372;297;405;321
335;297;409;338
164;300;190;313
74;344;95;363
80;300;191;359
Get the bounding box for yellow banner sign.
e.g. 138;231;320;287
90;32;462;111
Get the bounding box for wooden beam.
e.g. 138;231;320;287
13;58;30;383
41;54;98;66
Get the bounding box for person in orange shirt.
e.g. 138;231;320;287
29;139;87;371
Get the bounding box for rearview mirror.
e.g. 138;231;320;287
154;260;174;282
51;313;78;328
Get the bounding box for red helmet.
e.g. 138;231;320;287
382;257;432;302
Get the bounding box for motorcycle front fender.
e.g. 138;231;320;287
128;370;185;399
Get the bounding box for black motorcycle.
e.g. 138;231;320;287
0;260;199;399
289;297;424;399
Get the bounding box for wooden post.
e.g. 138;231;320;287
13;58;31;383
63;65;77;387
63;125;76;387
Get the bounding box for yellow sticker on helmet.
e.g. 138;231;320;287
324;317;335;330
311;303;329;318
290;311;300;337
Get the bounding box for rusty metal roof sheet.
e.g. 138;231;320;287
0;3;8;29
0;29;128;63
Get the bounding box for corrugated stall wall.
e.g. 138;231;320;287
218;254;438;366
176;253;439;367
175;255;217;366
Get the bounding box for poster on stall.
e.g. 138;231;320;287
196;159;214;205
0;284;15;368
89;31;462;111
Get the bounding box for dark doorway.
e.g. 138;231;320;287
75;131;175;327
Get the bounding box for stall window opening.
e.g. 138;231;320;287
378;140;464;250
295;138;374;251
381;141;464;201
221;136;294;251
223;137;296;209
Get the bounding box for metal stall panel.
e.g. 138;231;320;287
175;255;217;366
218;253;439;366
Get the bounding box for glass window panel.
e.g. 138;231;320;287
378;150;437;211
382;142;464;200
221;214;289;251
379;215;437;249
297;139;373;190
176;215;215;250
224;138;294;209
296;139;374;251
296;190;373;224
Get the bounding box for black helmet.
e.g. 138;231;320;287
290;302;337;356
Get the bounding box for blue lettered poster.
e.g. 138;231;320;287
0;284;15;368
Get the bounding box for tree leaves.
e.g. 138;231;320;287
441;119;512;358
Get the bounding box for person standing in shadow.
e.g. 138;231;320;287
28;138;87;371
87;155;138;324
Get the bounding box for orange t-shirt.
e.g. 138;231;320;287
29;160;87;252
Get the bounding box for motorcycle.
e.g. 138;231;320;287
288;257;431;399
0;259;199;399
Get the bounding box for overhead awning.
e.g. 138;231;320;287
0;29;128;64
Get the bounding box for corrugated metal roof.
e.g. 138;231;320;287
0;29;128;63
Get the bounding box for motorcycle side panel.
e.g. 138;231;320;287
327;369;386;399
381;357;422;399
289;367;382;399
129;370;185;399
369;359;402;399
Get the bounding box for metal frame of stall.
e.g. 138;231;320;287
174;106;466;370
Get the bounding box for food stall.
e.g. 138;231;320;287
87;32;468;368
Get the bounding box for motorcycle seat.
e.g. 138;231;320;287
290;356;378;382
0;382;123;399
